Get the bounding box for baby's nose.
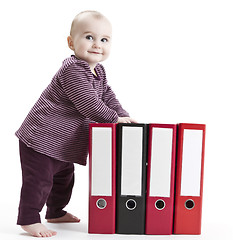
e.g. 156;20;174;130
93;42;101;48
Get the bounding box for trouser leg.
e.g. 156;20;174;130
45;163;74;219
17;141;54;225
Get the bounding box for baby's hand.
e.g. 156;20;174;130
117;117;137;123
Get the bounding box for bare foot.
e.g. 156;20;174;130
21;223;57;237
47;212;80;223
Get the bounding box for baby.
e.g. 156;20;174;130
16;10;135;237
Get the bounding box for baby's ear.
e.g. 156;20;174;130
67;36;74;50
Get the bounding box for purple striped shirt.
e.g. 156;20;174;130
15;55;129;165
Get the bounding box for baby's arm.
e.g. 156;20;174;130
100;66;130;118
102;83;130;117
103;85;138;123
60;64;119;123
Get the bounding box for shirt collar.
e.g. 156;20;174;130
71;55;101;80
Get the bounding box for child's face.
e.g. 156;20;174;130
68;16;112;70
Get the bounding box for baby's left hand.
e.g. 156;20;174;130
117;117;137;123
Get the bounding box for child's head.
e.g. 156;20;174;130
67;11;112;71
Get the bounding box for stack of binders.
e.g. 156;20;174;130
88;123;206;235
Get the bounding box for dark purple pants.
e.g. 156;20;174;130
17;141;75;225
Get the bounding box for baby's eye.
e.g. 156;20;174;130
101;38;108;43
86;35;93;41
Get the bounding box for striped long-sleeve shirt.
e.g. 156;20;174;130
15;55;129;165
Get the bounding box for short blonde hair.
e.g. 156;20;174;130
70;11;106;36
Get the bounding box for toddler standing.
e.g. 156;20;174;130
16;10;135;237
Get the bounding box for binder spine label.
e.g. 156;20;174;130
181;129;203;197
91;127;112;196
150;127;173;197
121;126;143;196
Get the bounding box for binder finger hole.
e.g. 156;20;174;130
126;199;136;210
96;198;107;209
155;199;165;210
185;199;195;210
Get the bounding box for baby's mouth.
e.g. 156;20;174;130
88;51;102;55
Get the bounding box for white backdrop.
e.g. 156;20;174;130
1;0;233;239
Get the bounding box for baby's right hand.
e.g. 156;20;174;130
117;117;137;123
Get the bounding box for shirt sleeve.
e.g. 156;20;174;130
100;66;130;117
59;63;119;123
102;83;130;117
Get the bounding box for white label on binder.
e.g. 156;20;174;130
91;127;112;196
121;126;143;196
181;129;203;196
149;127;173;197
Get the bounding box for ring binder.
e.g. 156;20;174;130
173;123;206;235
116;123;148;234
88;123;116;234
145;124;177;235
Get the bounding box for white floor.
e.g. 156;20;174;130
1;218;233;240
